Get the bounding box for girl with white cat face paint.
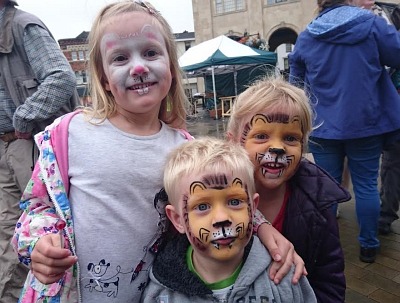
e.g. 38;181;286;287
86;1;188;131
100;15;172;120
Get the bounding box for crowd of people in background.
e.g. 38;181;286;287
1;0;399;302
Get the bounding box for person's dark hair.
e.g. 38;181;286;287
317;0;347;12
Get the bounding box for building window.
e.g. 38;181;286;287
86;50;90;60
75;70;88;84
75;71;83;84
215;0;245;14
71;51;77;61
78;51;85;61
284;57;289;70
82;71;87;83
185;41;192;51
285;44;292;52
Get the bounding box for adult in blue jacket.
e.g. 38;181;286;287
289;0;400;263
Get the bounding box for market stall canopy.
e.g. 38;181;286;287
179;35;277;119
179;35;277;77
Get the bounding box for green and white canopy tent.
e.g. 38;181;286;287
179;35;277;118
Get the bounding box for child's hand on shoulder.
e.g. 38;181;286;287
258;223;307;284
31;234;77;284
269;245;307;285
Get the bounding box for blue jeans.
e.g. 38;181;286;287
309;135;383;249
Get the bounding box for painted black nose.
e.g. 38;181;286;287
213;220;232;228
269;148;285;155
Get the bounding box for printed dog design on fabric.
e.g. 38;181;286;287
84;259;120;298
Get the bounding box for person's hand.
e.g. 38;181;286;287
257;223;307;284
30;233;77;284
268;241;307;285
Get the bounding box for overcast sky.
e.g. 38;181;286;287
17;0;195;41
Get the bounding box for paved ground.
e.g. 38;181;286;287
187;108;400;303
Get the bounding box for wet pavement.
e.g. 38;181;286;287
186;108;228;139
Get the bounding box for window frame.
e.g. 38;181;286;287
78;50;85;61
264;0;299;6
71;51;78;61
214;0;246;15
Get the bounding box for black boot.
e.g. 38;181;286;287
359;247;378;263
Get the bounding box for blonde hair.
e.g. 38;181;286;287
164;137;255;206
84;1;187;127
227;77;313;148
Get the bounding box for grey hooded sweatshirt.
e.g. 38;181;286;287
141;235;317;303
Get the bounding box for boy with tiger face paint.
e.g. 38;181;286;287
227;77;350;303
181;174;254;264
141;137;317;303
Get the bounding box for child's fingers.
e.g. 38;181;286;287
30;253;77;284
31;254;77;273
31;254;76;272
291;253;307;284
30;234;77;284
31;269;65;285
268;234;293;266
267;246;282;263
33;234;71;260
269;250;294;284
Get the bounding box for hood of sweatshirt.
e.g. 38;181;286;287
307;5;375;45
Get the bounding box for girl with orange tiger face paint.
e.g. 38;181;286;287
242;113;303;191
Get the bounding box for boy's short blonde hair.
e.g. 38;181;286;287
164;137;255;205
227;77;313;148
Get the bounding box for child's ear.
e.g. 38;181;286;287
102;77;111;91
105;82;111;91
166;204;185;234
252;193;259;211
